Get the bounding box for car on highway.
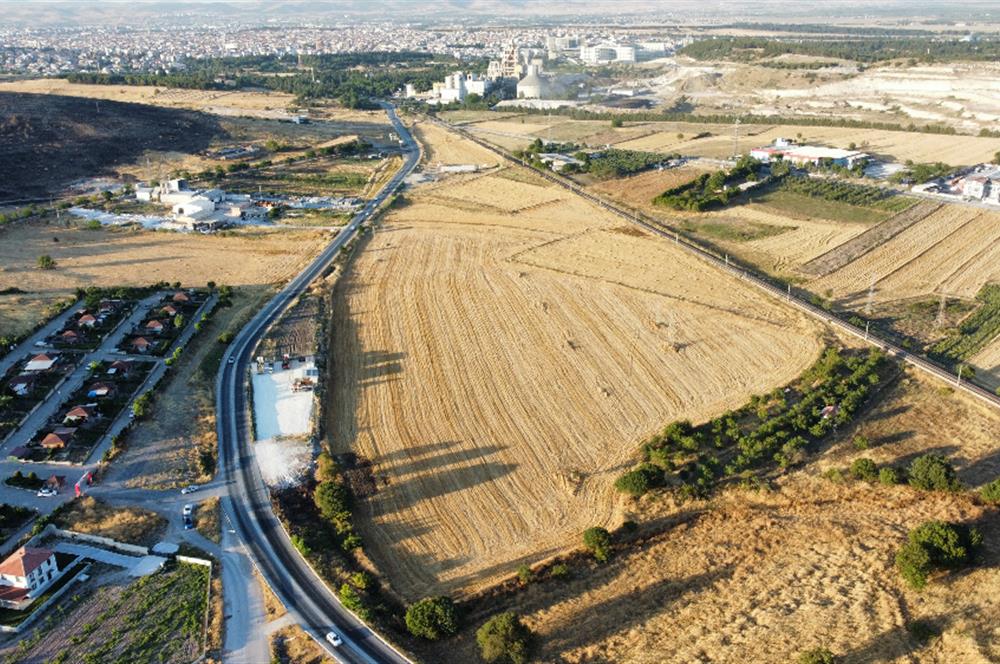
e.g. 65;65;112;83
180;485;200;495
182;503;194;517
36;487;57;497
325;631;342;647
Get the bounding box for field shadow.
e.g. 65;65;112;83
840;616;949;664
957;448;1000;487
542;566;735;654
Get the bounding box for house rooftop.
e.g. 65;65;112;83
0;546;52;578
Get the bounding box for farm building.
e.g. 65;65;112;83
750;139;869;169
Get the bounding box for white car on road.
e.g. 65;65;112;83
182;503;194;517
36;487;57;497
325;631;342;647
181;485;200;495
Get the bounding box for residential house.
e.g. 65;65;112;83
171;291;190;304
85;382;115;399
60;330;82;345
0;546;59;610
41;428;75;449
7;374;34;397
77;314;97;329
24;354;57;372
963;175;989;199
129;337;152;354
106;360;133;377
98;300;116;314
160;304;178;317
145;320;165;335
63;404;97;425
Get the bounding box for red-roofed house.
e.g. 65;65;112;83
129;337;152;353
63;405;97;425
160;304;178;317
145;320;165;334
0;546;58;609
172;291;190;303
77;314;97;328
60;330;82;345
24;354;57;372
86;382;115;399
107;360;133;376
41;428;75;449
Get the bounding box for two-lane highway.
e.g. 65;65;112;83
217;101;418;664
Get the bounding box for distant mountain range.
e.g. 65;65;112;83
0;0;996;27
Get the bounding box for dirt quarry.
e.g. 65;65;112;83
328;123;824;601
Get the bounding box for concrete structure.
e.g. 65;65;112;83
537;152;585;171
750;139;869;169
171;197;216;222
517;64;547;99
0;546;58;609
488;42;521;79
580;43;636;64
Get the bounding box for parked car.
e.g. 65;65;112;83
325;632;342;647
37;487;57;497
182;503;194;517
181;485;200;495
183;516;194;530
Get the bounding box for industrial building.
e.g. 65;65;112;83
580;43;636;64
517;64;548;99
750;139;869;169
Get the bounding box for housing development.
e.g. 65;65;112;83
0;1;999;663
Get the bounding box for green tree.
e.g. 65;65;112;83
405;596;460;640
315;451;341;482
174;313;185;329
908;454;961;492
895;520;981;590
610;117;623;128
476;612;533;664
614;463;662;496
583;526;612;562
798;647;837;664
879;467;901;486
37;255;56;270
313;480;351;522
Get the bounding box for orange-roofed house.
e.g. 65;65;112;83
0;546;58;609
77;314;97;328
171;291;190;303
41;428;75;449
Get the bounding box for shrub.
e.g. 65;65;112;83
980;478;1000;503
879;467;902;486
908;454;961;492
798;648;837;664
852;435;870;450
850;458;878;482
614;463;662;496
516;564;533;585
895;520;981;590
313;480;351;522
37;255;56;270
405;596;459;640
476;612;533;664
582;527;612;562
549;563;570;579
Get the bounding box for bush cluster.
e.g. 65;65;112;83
895;520;981;590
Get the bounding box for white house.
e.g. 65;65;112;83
24;353;58;373
963;175;990;199
172;197;216;222
0;546;59;609
135;185;159;202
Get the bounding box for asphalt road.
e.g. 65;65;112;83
436;117;1000;413
216;101;418;664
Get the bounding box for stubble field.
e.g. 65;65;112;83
328;128;824;601
810;206;1000;306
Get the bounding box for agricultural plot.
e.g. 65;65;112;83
328;130;824;601
809;205;995;306
0;222;330;336
0;561;211;664
413;121;500;167
970;337;1000;391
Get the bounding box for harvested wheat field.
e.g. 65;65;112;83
587;167;712;210
328;127;824;601
971;338;1000;392
413;121;500;167
0;221;329;337
423;476;999;664
811;205;1000;307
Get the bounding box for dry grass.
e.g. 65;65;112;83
586;166;712;210
810;205;1000;306
195;496;221;544
816;369;1000;489
970;338;1000;392
424;476;998;664
50;496;167;546
0;220;328;341
255;568;287;620
108;287;274;489
329;127;824;602
271;625;334;664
